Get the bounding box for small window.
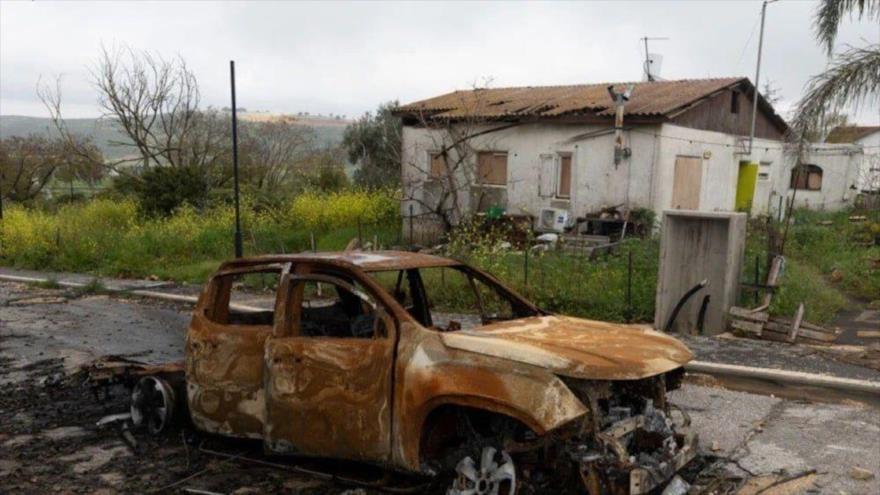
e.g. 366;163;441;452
791;164;823;191
296;277;387;339
207;266;281;326
758;161;771;181
731;91;740;114
429;152;447;179
557;153;572;198
477;151;508;186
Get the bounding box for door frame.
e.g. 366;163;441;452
263;266;397;461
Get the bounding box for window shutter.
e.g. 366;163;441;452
538;154;555;197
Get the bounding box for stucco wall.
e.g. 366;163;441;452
854;131;880;192
400;122;862;226
401;122;661;221
787;145;862;211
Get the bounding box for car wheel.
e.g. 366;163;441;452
130;376;175;435
448;446;517;495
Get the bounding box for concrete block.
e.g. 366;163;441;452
654;210;746;335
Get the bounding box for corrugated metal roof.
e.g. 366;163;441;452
825;125;880;143
396;77;747;121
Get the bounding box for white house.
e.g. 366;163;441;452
394;78;862;231
826;125;880;194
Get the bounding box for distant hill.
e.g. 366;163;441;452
0;113;350;160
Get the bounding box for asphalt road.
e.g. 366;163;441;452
1;281;878;494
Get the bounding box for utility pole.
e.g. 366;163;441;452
230;60;243;258
749;0;778;155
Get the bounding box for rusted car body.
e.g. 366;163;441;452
182;250;697;494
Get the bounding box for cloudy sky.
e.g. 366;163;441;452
1;0;878;122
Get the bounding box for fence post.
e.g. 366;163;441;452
524;237;530;288
310;232;316;252
408;204;414;248
626;250;633;322
754;255;760;305
358;217;363;249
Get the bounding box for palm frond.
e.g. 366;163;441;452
789;43;880;144
813;0;879;54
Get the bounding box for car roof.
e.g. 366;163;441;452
218;250;460;273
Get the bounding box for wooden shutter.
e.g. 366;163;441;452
671;156;702;209
557;154;572;198
538;154;555;197
478;151;507;186
429;152;447;178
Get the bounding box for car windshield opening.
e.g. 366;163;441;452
369;265;538;331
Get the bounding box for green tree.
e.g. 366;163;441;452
790;1;879;140
343;101;401;188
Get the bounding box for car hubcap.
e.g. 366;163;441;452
130;376;174;435
449;446;516;495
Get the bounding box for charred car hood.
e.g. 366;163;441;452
439;316;693;380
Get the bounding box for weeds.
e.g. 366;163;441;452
30;278;61;290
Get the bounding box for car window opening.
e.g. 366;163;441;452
370;265;538;331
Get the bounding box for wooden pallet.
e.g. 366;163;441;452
728;305;841;345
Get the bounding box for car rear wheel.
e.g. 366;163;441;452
448;446;517;495
130;376;175;435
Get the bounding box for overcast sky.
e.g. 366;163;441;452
1;0;878;123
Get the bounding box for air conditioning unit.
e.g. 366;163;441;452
538;208;569;232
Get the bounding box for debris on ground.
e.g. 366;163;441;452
849;466;876;481
730;255;842;345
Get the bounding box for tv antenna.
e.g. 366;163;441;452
641;36;669;81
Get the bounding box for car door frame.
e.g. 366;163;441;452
263;263;398;462
186;262;288;439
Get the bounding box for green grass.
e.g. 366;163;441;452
2;195;875;325
741;208;879;323
0;190;400;285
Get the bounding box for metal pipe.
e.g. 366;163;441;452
663;279;709;333
748;0;777;155
230;60;243;258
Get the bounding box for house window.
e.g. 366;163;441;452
731;91;740;114
790;164;823;191
477;151;508;186
557;153;572;198
429;152;447;179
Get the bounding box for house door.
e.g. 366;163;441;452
263;272;396;462
671;156;702;209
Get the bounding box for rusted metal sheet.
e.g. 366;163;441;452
217;250;459;273
396;78;742;119
439;316;693;381
165;250;699;493
186;313;270;439
264;336;394;462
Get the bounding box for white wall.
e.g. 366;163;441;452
854;131;880;193
786;144;862;211
400;121;862;225
652;124;786;215
401;122;661;221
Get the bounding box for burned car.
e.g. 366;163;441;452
128;251;696;494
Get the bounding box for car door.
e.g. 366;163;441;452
186;264;285;439
263;270;396;462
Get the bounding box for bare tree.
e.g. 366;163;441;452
37;76;110;180
91;45;204;170
400;84;520;231
239;118;316;193
0;136;66;202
